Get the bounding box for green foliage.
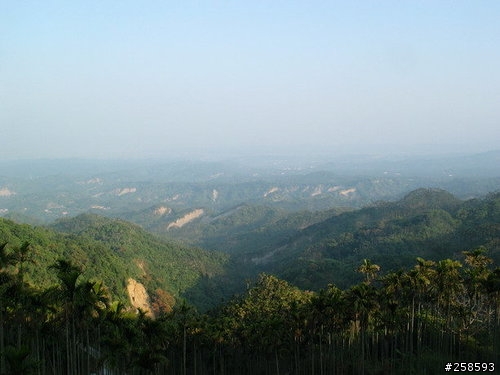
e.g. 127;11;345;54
2;189;499;309
0;216;499;374
120;189;500;294
4;345;37;375
0;215;231;309
269;190;500;289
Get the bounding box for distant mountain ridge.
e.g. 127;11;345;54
272;189;500;289
163;188;500;289
1;186;499;312
1;153;499;224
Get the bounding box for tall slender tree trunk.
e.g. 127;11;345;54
0;308;5;374
219;344;224;375
410;296;415;357
193;341;197;375
66;316;71;375
319;331;323;375
86;327;90;375
275;349;280;375
311;341;315;375
294;341;299;374
212;347;216;375
183;325;187;375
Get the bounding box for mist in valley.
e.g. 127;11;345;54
1;1;500;373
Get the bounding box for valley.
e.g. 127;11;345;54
4;0;500;371
1;151;499;224
0;152;499;374
0;152;499;308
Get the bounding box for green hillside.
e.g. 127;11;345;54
1;188;498;310
160;204;345;256
1;188;499;374
0;214;232;311
162;188;500;291
274;189;500;289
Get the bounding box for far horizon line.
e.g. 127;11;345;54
1;146;499;163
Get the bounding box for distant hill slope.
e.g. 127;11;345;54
159;204;347;260
2;155;500;224
163;188;500;290
0;214;233;311
1;188;498;311
269;189;500;289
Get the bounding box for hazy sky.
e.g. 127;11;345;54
1;1;499;159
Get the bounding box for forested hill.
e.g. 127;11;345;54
0;214;232;312
1;188;498;310
264;188;500;289
1;188;500;373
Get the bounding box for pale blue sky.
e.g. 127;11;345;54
1;1;499;159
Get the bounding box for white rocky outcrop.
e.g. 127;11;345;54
127;278;153;318
167;209;204;229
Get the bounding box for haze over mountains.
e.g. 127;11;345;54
0;150;499;310
2;1;499;372
1;150;499;374
1;150;499;223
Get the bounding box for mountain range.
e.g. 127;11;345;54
1;186;498;312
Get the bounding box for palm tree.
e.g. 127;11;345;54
11;242;33;283
0;243;15;271
358;259;380;285
380;270;407;367
73;280;110;373
345;282;379;374
309;284;348;374
167;301;198;375
99;301;135;373
0;281;11;372
434;259;463;315
0;242;15;374
48;259;83;374
460;248;493;340
433;259;463;357
406;258;436;357
0;242;33;373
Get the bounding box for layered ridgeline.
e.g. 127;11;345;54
163;188;500;289
1;188;498;313
0;214;234;313
2;153;500;224
273;188;500;289
1;236;499;374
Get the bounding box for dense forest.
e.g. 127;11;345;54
0;215;234;312
163;189;500;291
0;186;499;374
1;240;499;374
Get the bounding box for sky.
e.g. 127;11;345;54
1;1;499;160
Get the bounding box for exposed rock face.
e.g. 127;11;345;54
153;206;172;216
126;278;153;318
264;187;279;197
340;188;356;196
311;186;323;197
0;187;15;197
212;189;219;202
166;209;204;229
114;187;137;196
